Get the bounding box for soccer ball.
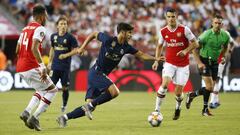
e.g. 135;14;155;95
147;111;163;127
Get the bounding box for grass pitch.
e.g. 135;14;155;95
0;90;239;135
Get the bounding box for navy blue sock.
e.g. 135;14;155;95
203;88;211;109
62;89;69;107
91;90;113;107
66;106;85;119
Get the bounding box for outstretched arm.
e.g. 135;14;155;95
77;32;99;55
58;48;79;60
152;43;164;71
134;51;165;61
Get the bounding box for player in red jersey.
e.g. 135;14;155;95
16;4;58;131
151;8;199;120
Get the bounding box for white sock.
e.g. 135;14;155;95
63;114;68;120
33;91;57;118
25;93;42;113
210;82;220;103
175;93;184;110
155;86;166;112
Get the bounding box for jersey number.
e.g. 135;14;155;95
20;32;29;50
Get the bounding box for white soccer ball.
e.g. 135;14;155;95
147;111;163;127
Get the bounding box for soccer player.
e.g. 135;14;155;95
57;22;165;127
186;14;230;116
48;15;79;113
16;4;58;131
152;8;199;120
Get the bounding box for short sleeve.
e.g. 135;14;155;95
97;32;110;43
198;31;207;45
127;44;138;54
33;26;46;42
70;34;79;48
158;31;164;45
184;26;196;41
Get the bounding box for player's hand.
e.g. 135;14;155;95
59;54;67;60
220;57;226;64
77;48;85;56
176;50;187;57
152;61;159;71
198;62;206;71
156;56;165;62
40;68;48;82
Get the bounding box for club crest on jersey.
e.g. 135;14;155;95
120;49;124;55
63;39;67;44
177;32;182;37
54;35;57;43
111;41;116;47
40;32;45;37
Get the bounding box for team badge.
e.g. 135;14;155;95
111;41;116;47
54;35;57;43
40;32;45;37
165;35;168;38
63;39;67;44
120;49;124;55
177;32;182;37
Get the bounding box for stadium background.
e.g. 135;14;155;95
0;1;240;135
0;0;239;92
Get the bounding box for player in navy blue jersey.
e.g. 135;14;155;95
48;15;79;113
57;22;165;127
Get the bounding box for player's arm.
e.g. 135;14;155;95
152;32;164;71
77;32;99;55
134;51;165;62
192;41;205;70
48;46;54;69
16;33;23;55
58;48;78;60
32;39;44;64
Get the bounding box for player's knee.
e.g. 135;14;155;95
111;89;120;98
62;86;69;91
206;86;213;91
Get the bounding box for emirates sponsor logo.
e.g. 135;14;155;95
166;42;184;47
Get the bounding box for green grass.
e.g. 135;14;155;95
0;91;240;135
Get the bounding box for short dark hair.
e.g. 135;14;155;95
56;15;68;25
117;22;134;34
165;8;176;14
32;4;46;17
214;14;223;19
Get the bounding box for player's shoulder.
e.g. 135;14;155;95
160;25;168;32
221;29;230;38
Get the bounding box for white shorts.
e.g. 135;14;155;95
19;67;54;91
162;62;190;86
218;63;225;78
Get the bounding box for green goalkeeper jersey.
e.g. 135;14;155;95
198;28;230;61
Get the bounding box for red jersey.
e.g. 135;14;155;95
16;22;46;72
159;24;195;67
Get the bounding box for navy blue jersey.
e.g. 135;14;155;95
50;32;78;71
95;32;138;75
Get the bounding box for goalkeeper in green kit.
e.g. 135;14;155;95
185;14;230;116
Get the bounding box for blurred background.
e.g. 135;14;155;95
0;0;239;92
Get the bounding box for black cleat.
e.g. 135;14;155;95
202;108;213;116
56;115;67;128
20;110;34;129
173;109;181;120
27;116;41;131
186;92;195;109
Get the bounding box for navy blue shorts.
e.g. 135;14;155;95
199;56;219;81
51;69;70;86
85;66;113;100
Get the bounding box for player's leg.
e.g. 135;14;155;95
155;62;174;112
60;71;70;112
172;65;189;120
26;68;58;131
210;63;224;108
201;76;214;116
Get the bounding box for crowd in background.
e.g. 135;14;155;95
0;0;240;73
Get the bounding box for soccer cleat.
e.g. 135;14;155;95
186;92;195;109
202;108;213;116
61;106;67;113
20;110;34;129
82;104;93;120
209;102;221;109
173;109;181;120
56;116;67;128
27;116;41;131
